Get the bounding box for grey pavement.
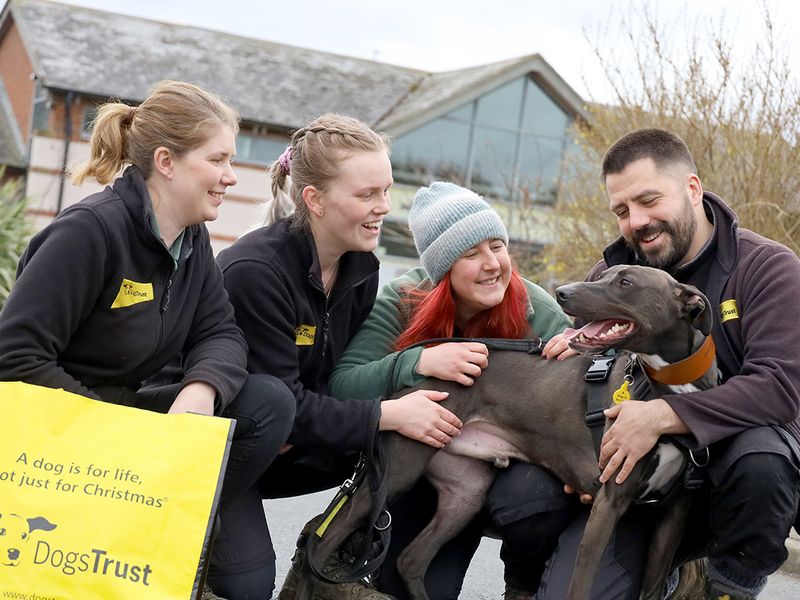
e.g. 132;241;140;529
265;490;800;599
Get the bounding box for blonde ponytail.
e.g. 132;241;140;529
70;81;239;186
70;103;132;185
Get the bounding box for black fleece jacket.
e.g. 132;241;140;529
217;217;381;452
591;192;800;448
0;166;248;410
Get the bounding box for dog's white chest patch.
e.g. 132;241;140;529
641;442;684;497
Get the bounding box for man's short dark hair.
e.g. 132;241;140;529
601;128;697;180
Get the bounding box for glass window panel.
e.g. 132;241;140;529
474;78;524;129
444;102;474;121
522;78;570;137
237;134;289;165
32;97;50;133
469;126;518;195
80;107;97;140
518;134;565;202
392;119;470;183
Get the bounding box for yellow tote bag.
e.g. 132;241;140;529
0;382;234;599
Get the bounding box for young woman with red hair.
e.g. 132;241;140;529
329;181;575;600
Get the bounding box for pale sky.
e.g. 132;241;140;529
18;0;800;102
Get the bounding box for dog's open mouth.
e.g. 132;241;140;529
565;319;637;352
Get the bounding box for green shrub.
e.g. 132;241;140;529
0;170;31;308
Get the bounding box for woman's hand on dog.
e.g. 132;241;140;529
541;331;580;360
380;390;462;448
416;342;489;386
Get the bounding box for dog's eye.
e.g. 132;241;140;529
0;528;5;536
21;532;26;539
618;278;632;287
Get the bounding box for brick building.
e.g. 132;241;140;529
0;0;588;281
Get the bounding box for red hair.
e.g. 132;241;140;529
395;268;530;350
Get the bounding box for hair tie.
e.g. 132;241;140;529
125;105;137;126
278;145;292;174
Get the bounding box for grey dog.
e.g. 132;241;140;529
301;265;717;600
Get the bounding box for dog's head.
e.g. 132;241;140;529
0;513;57;567
555;265;712;363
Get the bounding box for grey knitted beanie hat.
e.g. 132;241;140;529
408;182;508;284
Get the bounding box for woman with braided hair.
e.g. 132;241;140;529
217;113;461;599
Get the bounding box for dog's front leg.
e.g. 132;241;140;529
566;476;639;600
397;452;496;600
638;492;694;600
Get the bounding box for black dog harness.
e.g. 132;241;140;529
583;348;715;504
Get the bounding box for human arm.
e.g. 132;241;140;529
221;256;379;451
329;273;429;399
327;270;463;444
179;232;248;413
0;208;107;398
664;247;800;448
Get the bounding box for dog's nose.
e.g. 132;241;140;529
555;285;574;305
8;548;19;560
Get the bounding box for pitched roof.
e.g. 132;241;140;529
376;54;589;134
6;0;587;132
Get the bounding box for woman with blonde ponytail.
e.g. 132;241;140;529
0;81;296;600
216;114;461;599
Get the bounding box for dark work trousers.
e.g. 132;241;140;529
375;462;580;599
537;426;800;599
134;373;299;600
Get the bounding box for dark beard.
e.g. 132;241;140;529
626;196;696;272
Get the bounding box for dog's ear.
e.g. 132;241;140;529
27;516;57;533
677;284;713;335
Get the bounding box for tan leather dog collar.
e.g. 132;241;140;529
643;335;716;385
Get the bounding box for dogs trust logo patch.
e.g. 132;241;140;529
719;299;739;323
0;512;56;568
111;279;154;309
295;324;316;346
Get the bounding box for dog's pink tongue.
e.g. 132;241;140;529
565;320;618;342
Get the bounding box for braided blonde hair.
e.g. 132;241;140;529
264;113;391;229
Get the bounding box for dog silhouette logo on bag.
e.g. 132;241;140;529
1;509;153;584
0;512;57;567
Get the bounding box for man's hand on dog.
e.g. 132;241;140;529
417;342;489;386
599;399;689;484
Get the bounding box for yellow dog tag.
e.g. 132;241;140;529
612;380;631;404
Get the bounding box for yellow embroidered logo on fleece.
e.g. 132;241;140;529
720;299;739;323
111;279;154;309
295;324;316;346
